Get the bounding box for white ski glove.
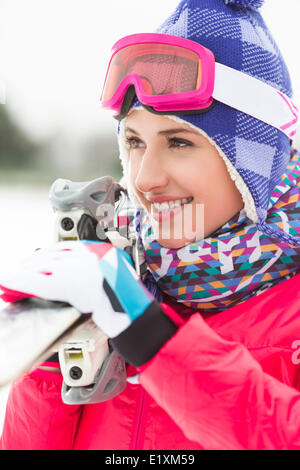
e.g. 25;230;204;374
0;241;178;366
0;241;150;337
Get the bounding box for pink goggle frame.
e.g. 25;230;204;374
101;33;215;118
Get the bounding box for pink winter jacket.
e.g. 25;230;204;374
2;272;300;450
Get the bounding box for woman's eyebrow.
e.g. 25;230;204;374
124;126;199;136
158;128;199;136
125;126;140;135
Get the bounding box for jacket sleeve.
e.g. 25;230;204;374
139;311;300;450
0;364;82;450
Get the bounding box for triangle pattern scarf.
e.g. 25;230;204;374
136;149;300;313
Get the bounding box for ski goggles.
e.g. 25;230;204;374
100;33;298;138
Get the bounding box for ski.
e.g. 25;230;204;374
0;298;88;387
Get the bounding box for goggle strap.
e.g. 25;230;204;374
214;63;298;139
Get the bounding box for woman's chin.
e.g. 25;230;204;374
157;237;195;249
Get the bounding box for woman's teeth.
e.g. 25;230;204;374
152;197;193;213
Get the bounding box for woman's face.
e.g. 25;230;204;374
125;109;243;249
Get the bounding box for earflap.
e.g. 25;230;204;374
257;219;300;247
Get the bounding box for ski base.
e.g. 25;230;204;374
0;298;89;387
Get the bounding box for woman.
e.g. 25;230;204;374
2;0;300;450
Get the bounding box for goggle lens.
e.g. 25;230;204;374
102;43;202;102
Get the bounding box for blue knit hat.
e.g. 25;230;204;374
118;0;299;245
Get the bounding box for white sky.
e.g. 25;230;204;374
1;0;300;140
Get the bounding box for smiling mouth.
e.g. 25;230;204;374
151;197;194;214
150;197;194;223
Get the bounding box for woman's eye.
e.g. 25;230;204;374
169;138;192;148
126;137;144;149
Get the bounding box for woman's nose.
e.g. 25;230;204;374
134;147;169;193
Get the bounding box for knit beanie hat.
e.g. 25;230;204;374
118;0;299;246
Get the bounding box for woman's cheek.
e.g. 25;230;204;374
128;159;137;191
128;160;143;203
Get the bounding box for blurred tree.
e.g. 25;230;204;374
0;105;124;185
0;105;39;169
81;133;122;181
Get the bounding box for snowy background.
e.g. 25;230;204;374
1;0;300;438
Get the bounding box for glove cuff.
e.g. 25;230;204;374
110;301;178;367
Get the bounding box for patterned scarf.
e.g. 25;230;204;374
136;149;300;313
